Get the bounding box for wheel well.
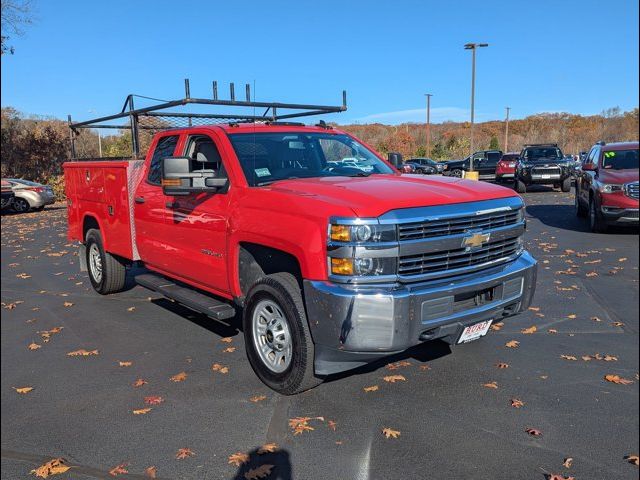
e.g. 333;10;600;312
82;216;100;241
238;243;303;297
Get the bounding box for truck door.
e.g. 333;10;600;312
134;134;180;271
482;151;501;176
163;132;231;296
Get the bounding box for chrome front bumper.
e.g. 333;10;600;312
304;252;537;375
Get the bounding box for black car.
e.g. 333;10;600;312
513;144;573;193
405;158;443;174
442;150;502;179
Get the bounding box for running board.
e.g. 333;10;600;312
135;273;236;320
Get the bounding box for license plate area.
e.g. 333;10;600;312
457;319;493;344
452;287;496;314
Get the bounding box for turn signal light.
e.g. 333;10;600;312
331;258;354;276
161;179;182;186
330;225;351;242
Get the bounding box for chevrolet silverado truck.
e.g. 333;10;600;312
63;85;537;394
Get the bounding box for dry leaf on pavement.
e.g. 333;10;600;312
495;363;509;369
108;463;128;476
28;343;41;350
327;420;337;431
132;408;152;415
525;428;542;436
118;361;132;367
363;385;379;392
382;427;401;439
63;302;73;307
562;457;573;468
257;443;278;454
483;381;498;389
145;466;157;478
175;448;195;459
170;372;187;382
67;349;98;356
144;396;164;405
511;398;525;408
244;464;275;480
546;475;575;480
521;325;537;334
383;375;406;383
506;340;520;348
211;363;229;374
221;337;233;343
228;452;250;466
250;395;267;403
13;386;34;394
560;355;577;361
604;374;634;385
624;454;639;465
223;347;236;353
30;458;70;478
133;378;148;387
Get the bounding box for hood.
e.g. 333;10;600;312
598;169;639;185
267;174;519;217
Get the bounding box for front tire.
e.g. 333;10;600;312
561;177;572;192
451;169;463;178
514;179;527;193
85;229;126;294
12;197;31;213
243;272;321;395
589;197;608;233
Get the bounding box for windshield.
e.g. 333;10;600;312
602;148;639;170
523;147;563;161
229;132;394;186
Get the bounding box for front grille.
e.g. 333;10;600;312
398;237;520;277
398;208;521;241
625;181;639;199
531;167;561;176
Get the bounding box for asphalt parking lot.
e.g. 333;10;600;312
1;188;638;480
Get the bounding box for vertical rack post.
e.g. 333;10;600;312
67;115;77;159
129;96;140;158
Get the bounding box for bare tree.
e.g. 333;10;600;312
1;0;34;55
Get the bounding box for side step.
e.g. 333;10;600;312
135;273;236;321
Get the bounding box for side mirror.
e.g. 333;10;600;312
582;163;597;171
161;156;224;196
387;152;403;170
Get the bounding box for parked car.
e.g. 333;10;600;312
442;150;503;179
1;179;15;211
574;141;639;232
401;162;416;173
495;153;520;183
63;91;537;395
513;144;573;193
5;178;56;213
405;158;443;174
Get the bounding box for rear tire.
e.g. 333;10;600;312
451;169;463;178
12;197;31;213
85;229;126;294
514;179;527;193
243;272;321;395
560;177;572;192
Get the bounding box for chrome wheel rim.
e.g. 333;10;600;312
452;170;462;177
14;199;29;212
89;243;103;283
252;299;292;373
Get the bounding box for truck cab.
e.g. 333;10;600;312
442;150;502;179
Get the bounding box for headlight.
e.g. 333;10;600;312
600;184;623;193
329;223;396;243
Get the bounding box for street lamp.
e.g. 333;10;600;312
425;93;433;158
504;106;511;153
464;42;489;172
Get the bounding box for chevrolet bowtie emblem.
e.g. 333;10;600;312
462;232;491;249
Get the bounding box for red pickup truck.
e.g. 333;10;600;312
64;89;537;394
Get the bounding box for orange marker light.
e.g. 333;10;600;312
331;258;354;275
330;225;351;242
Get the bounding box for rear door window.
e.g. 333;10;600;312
147;135;179;185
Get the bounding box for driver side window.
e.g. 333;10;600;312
183;135;228;180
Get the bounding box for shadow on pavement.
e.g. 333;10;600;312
231;448;292;480
526;204;639;235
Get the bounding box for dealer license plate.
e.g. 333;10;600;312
457;320;493;344
539;174;551;179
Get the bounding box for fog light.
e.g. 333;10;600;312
331;258;354;275
354;257;375;275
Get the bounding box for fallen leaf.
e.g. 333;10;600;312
419;365;431;371
567;314;577;319
604;374;634;385
618;257;628;262
624;454;639;466
495;363;509;369
144;396;164;405
612;321;625;327
383;375;406;383
327;420;337;431
528;307;540;312
66;349;99;356
363;385;379;392
563;457;573;468
382;427;401;439
223;347;236;353
118;361;132;367
133;378;148;387
548;329;558;334
603;355;618;362
521;325;537;334
244;464;275;480
28;343;41;350
63;302;73;307
127;307;136;312
211;363;229;374
506;340;520;348
546;475;575;480
175;448;195;459
133;407;152;415
170;372;187;382
561;355;577;361
511;398;525;408
586;271;599;277
16;273;31;279
483;381;498;389
289;417;315;435
257;443;279;454
30;458;70;478
228;452;250;467
13;386;33;394
144;466;157;478
525;427;542;436
490;322;504;331
109;463;128;476
221;337;233;343
250;395;267;403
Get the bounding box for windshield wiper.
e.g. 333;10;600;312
344;171;372;177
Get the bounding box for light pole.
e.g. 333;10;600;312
504;106;511;153
464;42;488;172
425;93;433;157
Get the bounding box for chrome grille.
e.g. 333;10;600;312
398;208;521;241
399;237;520;277
625;181;639;199
531;167;561;176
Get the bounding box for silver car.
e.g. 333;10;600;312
6;178;56;213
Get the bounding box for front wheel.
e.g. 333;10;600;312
243;272;321;395
451;169;463;178
85;229;127;294
561;177;572;192
589;197;608;233
514;179;527;193
12;197;31;213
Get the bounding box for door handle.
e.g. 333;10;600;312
166;201;179;209
134;197;145;204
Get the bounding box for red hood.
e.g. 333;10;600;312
599;169;639;185
267;174;519;217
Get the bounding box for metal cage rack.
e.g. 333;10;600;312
68;79;347;159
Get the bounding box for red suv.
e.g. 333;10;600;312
495;153;519;183
575;141;639;232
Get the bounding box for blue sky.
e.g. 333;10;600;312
1;0;638;125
